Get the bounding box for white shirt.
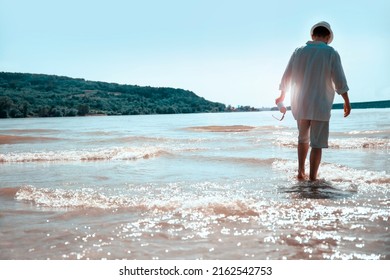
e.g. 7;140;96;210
279;41;349;121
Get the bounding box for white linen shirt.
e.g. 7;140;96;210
279;41;349;121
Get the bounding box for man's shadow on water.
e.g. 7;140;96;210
280;180;357;200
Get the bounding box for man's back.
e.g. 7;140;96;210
280;41;348;121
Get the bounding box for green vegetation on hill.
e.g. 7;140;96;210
0;72;226;118
332;100;390;109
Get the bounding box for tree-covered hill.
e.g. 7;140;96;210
0;72;226;118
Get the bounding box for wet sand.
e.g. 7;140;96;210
0;135;60;144
186;125;256;132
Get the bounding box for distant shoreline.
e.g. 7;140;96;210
267;100;390;112
331;100;390;110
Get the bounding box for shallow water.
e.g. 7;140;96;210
0;109;389;259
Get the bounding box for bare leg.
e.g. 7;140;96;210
309;148;322;181
297;143;309;180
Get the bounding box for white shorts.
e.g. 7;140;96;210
297;120;329;148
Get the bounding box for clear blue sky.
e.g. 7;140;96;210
1;0;389;107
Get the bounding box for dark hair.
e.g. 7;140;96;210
312;26;330;37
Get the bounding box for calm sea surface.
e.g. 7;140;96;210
0;109;389;260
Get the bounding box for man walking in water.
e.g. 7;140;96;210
276;21;351;181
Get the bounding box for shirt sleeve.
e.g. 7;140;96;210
332;51;349;94
279;51;295;91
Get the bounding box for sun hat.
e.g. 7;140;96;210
310;21;333;44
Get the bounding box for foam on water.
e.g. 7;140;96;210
13;159;389;211
274;135;390;150
0;146;168;163
272;159;390;187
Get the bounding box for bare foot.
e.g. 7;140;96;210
297;173;308;181
309;173;319;182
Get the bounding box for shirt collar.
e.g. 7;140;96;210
306;41;327;46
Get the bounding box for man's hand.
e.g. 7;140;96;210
341;92;351;117
344;101;351;117
275;91;286;105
